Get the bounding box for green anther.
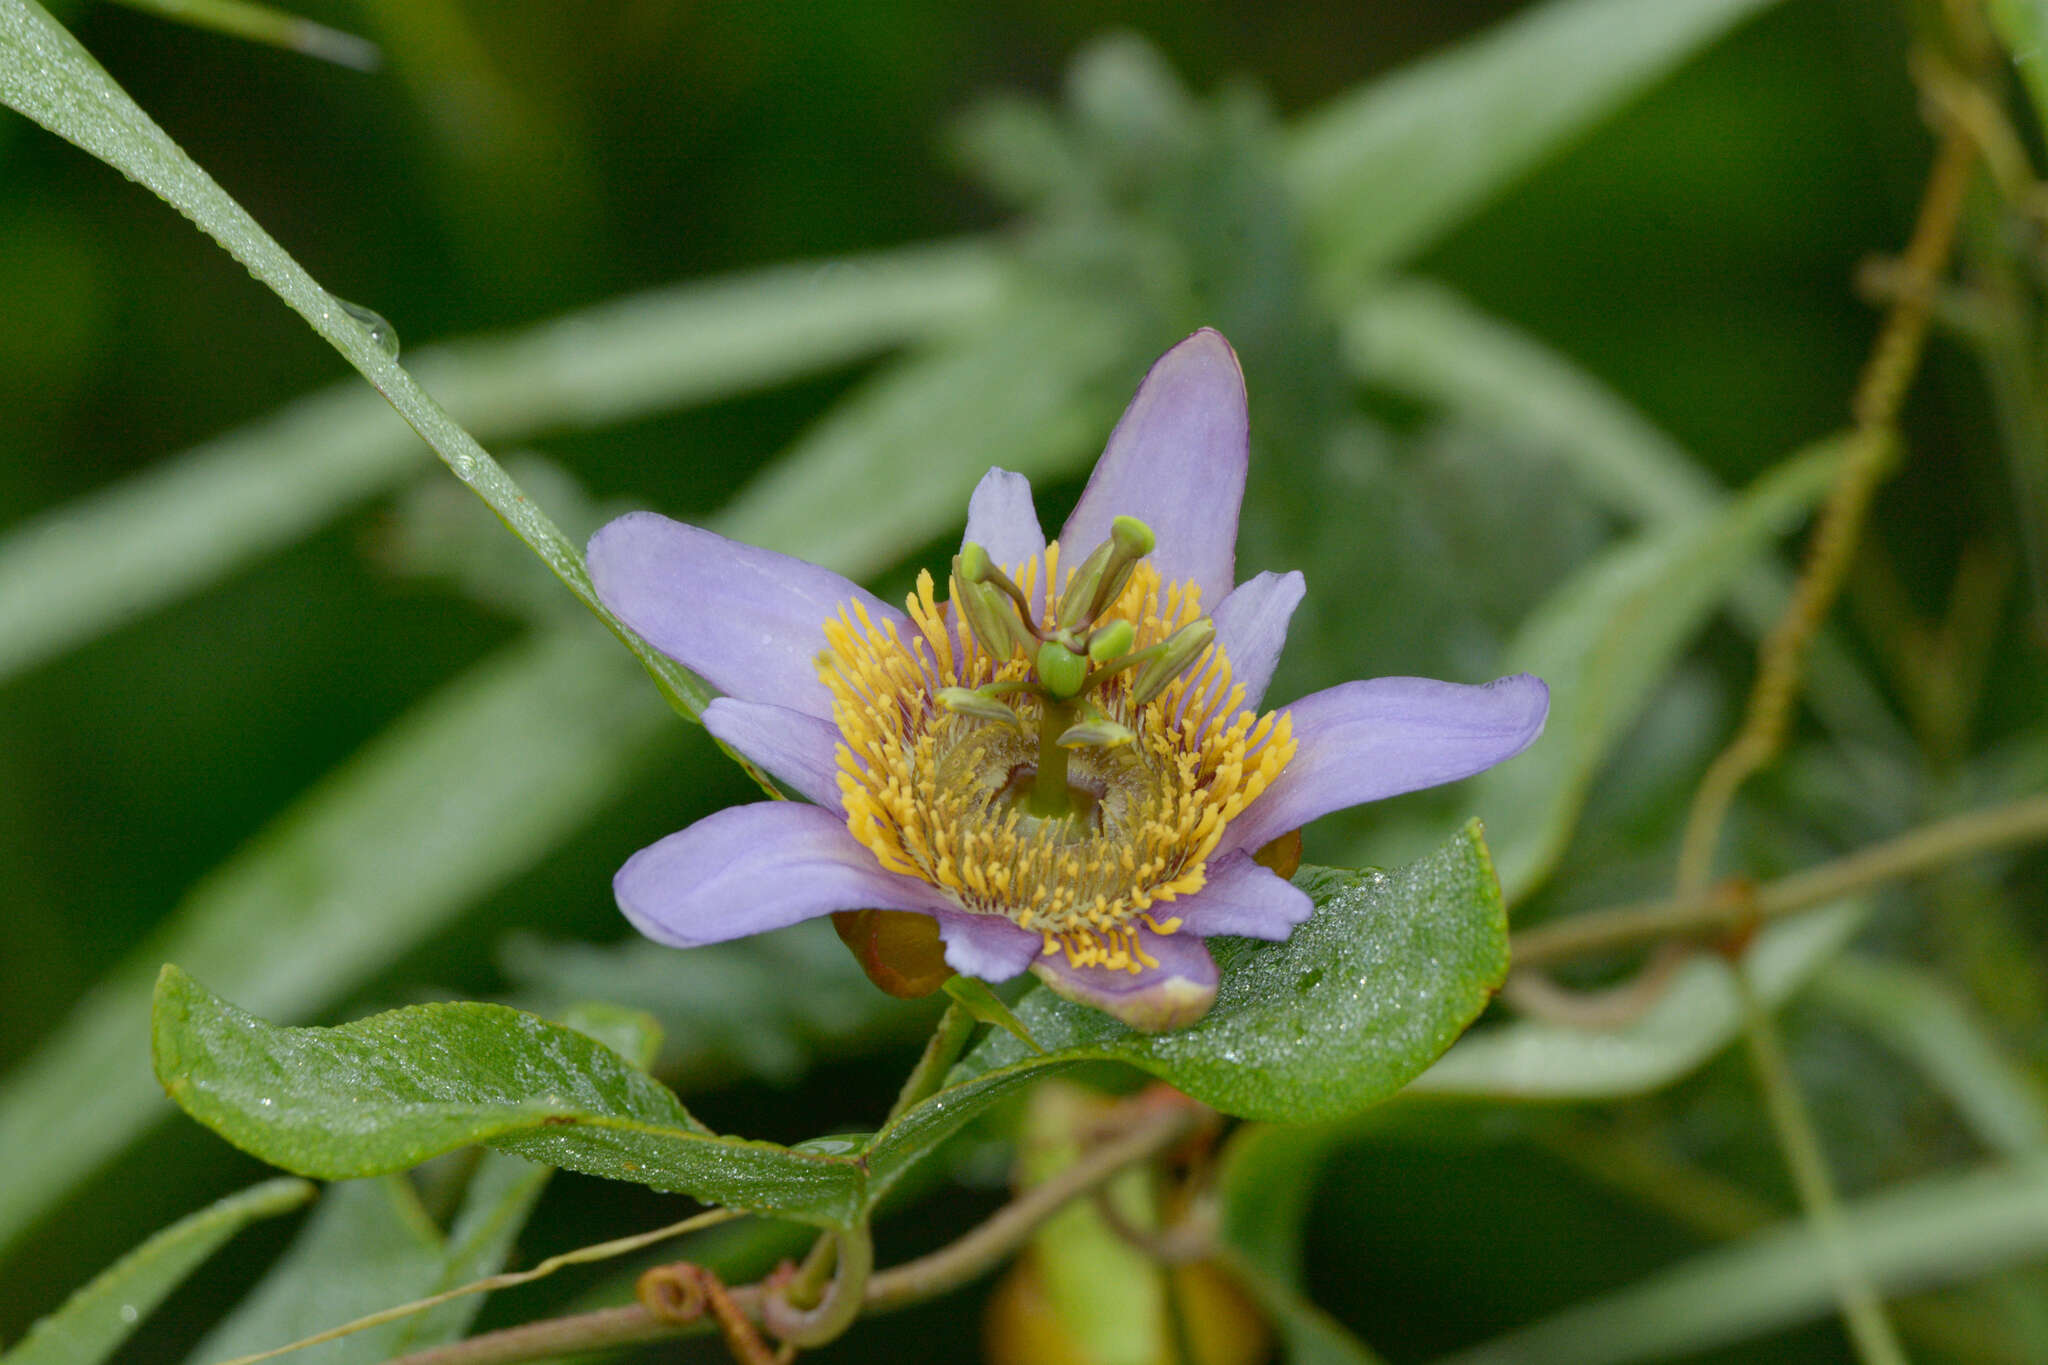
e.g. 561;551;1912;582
1111;515;1155;557
959;541;994;584
1080;514;1160;626
1057;715;1136;749
1086;619;1135;664
953;558;1036;661
1130;618;1216;705
1036;639;1089;700
937;687;1026;731
1055;537;1120;632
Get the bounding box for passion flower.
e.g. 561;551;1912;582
589;330;1547;1031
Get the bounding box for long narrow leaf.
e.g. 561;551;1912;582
0;630;667;1258
1286;0;1785;286
0;237;1005;686
1436;1158;2048;1365
1;1179;312;1365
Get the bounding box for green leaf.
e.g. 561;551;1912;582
1437;1158;2048;1365
0;237;1002;687
555;1002;665;1074
151;966;865;1226
860;824;1509;1202
0;630;667;1260
1473;434;1849;902
104;0;379;69
500;922;930;1091
1286;0;1786;286
1411;902;1863;1100
0;1178;312;1365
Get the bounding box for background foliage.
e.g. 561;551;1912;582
4;0;2047;1362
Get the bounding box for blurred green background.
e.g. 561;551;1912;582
5;0;2046;1361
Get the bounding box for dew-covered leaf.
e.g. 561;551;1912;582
861;824;1509;1201
151;966;865;1226
0;1178;311;1365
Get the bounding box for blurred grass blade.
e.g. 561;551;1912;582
1435;1158;2048;1365
1474;433;1848;902
1342;278;1715;525
0;1178;312;1365
1815;956;2048;1158
186;1178;444;1365
0;0;1016;718
1342;279;1906;759
0;238;1006;687
715;300;1134;575
1413;903;1863;1100
106;0;379;70
1286;0;1785;286
1988;0;2048;142
0;630;669;1260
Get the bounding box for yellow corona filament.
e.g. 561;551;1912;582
820;546;1296;974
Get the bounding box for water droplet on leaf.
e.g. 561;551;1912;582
335;297;400;359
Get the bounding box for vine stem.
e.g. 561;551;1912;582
1735;969;1908;1365
1672;123;1977;896
1510;792;2048;968
382;1096;1204;1365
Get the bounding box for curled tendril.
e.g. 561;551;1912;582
635;1263;788;1365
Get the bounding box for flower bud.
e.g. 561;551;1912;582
1129;618;1215;704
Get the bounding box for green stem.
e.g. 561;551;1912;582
1736;969;1908;1365
888;1000;978;1122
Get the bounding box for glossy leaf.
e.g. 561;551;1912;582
0;1178;312;1365
0;631;667;1259
152;966;866;1226
1472;434;1848;901
862;824;1509;1202
1286;0;1786;285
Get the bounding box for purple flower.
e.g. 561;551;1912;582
588;330;1548;1033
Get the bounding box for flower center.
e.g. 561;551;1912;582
819;537;1295;973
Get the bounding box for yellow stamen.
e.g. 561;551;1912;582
822;547;1295;974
